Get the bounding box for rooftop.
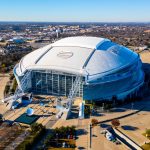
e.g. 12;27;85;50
15;36;138;77
51;36;109;49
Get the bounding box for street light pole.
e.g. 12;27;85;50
90;124;92;149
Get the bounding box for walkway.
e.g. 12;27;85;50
75;120;89;150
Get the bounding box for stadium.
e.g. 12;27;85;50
13;36;144;102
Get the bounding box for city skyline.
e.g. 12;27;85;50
0;0;150;22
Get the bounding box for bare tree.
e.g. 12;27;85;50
111;119;120;128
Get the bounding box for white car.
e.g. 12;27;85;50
105;132;114;141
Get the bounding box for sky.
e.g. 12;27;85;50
0;0;150;22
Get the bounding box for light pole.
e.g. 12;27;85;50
89;124;92;149
102;103;105;112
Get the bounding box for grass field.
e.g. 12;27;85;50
142;143;150;150
142;133;150;150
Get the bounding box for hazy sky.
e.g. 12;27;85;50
0;0;150;22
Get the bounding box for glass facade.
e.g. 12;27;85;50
31;70;84;97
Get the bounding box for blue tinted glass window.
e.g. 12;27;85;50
97;41;116;50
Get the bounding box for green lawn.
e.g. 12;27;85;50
142;132;150;150
143;133;150;140
142;143;150;150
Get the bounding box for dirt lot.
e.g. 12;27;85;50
0;76;10;115
0;76;9;100
140;50;150;64
0;123;23;149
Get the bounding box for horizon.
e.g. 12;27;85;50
0;21;150;24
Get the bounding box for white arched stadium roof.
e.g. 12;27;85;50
15;36;138;77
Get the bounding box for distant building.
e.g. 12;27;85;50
0;48;6;54
56;29;61;38
0;37;3;42
8;37;25;44
134;46;148;51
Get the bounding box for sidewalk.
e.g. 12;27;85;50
75;120;89;150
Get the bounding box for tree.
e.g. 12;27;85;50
111;119;120;128
9;74;14;80
0;114;3;123
91;118;98;126
31;123;44;133
147;43;150;48
11;78;18;93
145;129;150;137
4;84;10;96
84;105;91;116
